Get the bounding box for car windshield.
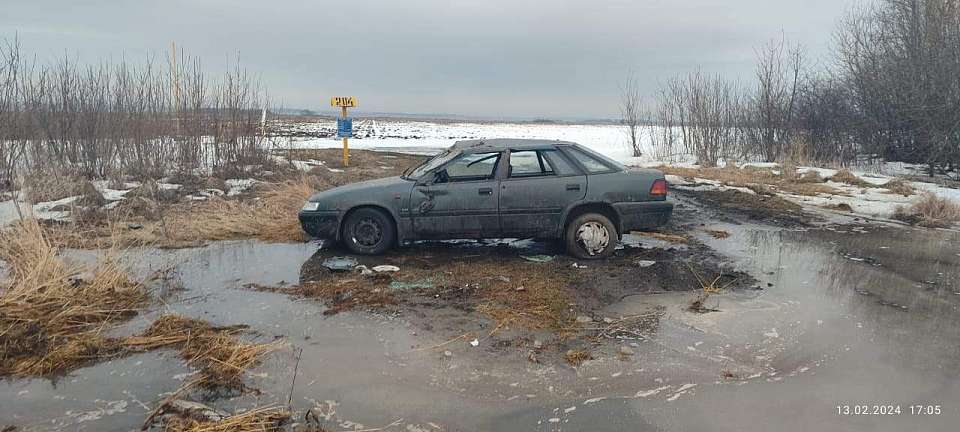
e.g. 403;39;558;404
403;149;459;180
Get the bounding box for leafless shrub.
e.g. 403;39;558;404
0;37;275;187
657;71;746;166
619;72;645;157
836;0;960;177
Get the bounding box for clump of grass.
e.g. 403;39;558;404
703;229;730;239
161;406;291;432
829;169;871;188
0;219;147;376
564;349;593;366
892;192;960;228
823;202;853;212
22;173;104;205
883;178;915;196
123;314;280;390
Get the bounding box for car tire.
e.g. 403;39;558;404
565;213;617;260
341;207;395;255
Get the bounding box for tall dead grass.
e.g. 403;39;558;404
0;219;147;376
892;193;960;228
165;177;318;243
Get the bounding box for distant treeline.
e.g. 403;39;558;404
647;0;960;177
0;37;273;187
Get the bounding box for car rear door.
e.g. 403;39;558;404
498;149;586;237
409;151;504;239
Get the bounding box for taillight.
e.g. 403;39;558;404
650;179;668;197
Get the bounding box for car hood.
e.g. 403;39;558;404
306;176;413;208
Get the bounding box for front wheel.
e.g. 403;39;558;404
341;208;396;255
564;213;617;259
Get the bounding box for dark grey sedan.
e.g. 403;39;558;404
299;139;672;259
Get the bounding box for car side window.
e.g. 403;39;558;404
540;150;578;176
438;152;501;182
509;150;555;178
566;147;613;174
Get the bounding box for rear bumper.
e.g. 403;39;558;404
298;210;340;239
615;200;674;231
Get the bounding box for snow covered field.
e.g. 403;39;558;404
271;119;645;162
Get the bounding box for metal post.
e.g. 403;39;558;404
341;106;349;166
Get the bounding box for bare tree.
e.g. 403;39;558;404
619;72;645;157
749;36;804;162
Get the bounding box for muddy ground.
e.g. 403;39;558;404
2;149;959;431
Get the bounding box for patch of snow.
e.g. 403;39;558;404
225;178;256;196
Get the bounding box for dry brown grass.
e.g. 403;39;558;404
702;229;731;239
883;178;916;196
250;277;397;316
0;219;148;376
22;173;104;205
40;177;322;249
123;314;281;390
660;165;839;196
892;192;960;228
829;169;872;188
161;405;291;432
630;231;689;243
564;348;593;366
165;177;318;243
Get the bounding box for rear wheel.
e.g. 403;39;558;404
565;213;617;259
342;207;395;255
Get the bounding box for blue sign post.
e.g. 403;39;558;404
336;117;353;138
331;96;357;166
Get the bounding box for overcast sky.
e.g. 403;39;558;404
2;0;860;119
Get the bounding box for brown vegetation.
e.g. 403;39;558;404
883;178;915;196
164;177;318;243
660;165;839;196
829;169;872;188
159;405;290;432
0;219;148;376
255;256;577;332
564;349;593;366
892;193;960;228
123;315;280;390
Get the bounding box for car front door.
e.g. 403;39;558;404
499;149;586;237
410;151;504;239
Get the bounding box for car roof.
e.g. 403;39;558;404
452;138;577;153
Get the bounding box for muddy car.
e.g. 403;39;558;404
299;139;672;258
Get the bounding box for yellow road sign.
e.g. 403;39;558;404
330;96;358;108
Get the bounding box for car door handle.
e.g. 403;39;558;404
478;187;493;196
566;184;581;191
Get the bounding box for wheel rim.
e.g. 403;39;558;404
353;217;383;247
576;221;609;256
